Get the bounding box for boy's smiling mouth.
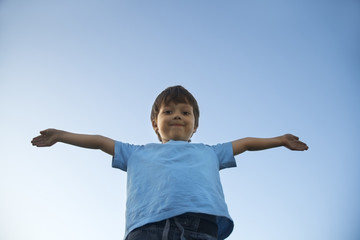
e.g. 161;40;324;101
170;124;184;127
169;121;184;126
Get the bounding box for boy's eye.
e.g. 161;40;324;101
163;110;172;114
183;111;190;115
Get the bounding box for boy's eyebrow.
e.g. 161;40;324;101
160;104;173;109
162;104;192;109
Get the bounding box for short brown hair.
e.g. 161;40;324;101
151;85;200;142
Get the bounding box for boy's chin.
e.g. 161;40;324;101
166;136;189;142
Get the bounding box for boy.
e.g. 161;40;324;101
31;85;308;240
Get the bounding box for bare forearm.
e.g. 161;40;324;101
57;131;114;155
245;137;284;151
57;130;97;148
232;136;283;155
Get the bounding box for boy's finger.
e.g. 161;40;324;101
31;137;38;143
298;142;308;150
31;136;45;144
292;135;299;140
32;135;43;141
31;139;40;145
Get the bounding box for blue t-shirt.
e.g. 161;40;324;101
112;140;237;239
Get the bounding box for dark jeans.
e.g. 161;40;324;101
126;213;218;240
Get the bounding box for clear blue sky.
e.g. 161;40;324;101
1;1;359;240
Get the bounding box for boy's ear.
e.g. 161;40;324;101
189;127;197;140
152;120;158;131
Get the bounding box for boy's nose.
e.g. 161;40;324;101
173;113;181;119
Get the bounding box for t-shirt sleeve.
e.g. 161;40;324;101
212;142;237;170
112;141;140;172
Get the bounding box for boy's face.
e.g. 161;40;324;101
152;101;197;143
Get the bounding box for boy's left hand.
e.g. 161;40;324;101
282;134;308;151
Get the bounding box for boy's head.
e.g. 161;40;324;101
151;85;200;142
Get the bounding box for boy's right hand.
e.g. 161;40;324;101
31;129;59;147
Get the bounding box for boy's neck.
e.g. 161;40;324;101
162;139;189;144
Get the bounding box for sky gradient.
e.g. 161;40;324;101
1;1;359;240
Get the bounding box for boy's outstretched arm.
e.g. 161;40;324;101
31;128;115;156
232;134;308;156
